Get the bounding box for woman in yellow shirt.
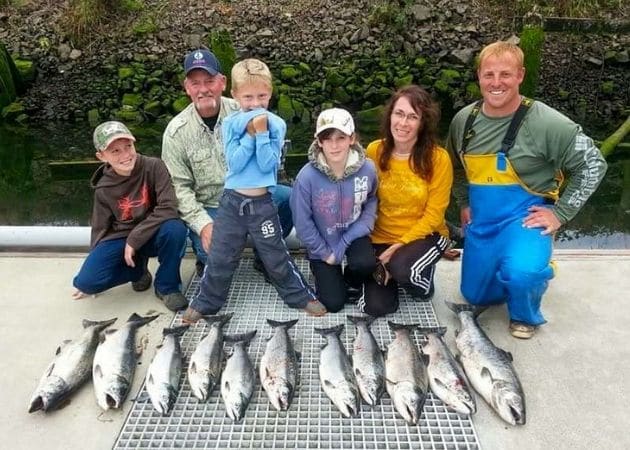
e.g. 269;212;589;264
360;85;454;316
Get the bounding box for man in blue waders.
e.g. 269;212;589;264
446;41;607;339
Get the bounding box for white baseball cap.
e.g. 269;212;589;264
315;108;355;137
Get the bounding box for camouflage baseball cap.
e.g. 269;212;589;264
93;121;136;151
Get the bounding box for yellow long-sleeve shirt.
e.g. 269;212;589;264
366;140;453;244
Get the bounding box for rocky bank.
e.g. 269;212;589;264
0;0;628;140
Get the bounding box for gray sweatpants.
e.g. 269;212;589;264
191;189;315;314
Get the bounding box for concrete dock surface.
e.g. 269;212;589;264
1;250;629;450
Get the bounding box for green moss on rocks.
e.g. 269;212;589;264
600;81;615;95
465;82;481;100
118;67;135;79
210;29;236;92
172;96;190;113
13;59;35;83
87;108;100;127
143;100;162;118
280;65;300;82
122;93;143;108
520;25;545;97
1;102;25;121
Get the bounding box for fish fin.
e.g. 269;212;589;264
133;391;150;403
93;364;102;379
104;328;117;335
127;313;160;328
480;367;494;383
45;362;55;377
223;380;230;393
433;377;448;390
190;361;197;374
147;374;154;386
498;348;513;362
323;379;335;389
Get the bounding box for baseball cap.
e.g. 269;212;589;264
315;108;355;137
184;49;222;76
93;121;136;152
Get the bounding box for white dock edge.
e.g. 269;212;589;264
0;226;303;250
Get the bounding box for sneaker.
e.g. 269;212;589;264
509;321;537;339
132;259;152;292
303;299;327;317
195;260;205;278
253;257;272;284
182;306;204;324
156;291;188;312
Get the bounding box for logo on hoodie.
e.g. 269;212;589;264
117;183;150;221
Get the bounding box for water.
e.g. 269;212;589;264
1;122;628;248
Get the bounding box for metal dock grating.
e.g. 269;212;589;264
114;257;480;449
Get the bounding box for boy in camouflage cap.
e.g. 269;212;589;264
72;121;188;311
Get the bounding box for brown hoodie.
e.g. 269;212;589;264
89;154;180;249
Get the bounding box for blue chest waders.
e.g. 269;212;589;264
459;99;558;326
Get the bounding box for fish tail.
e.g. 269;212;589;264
416;326;447;337
314;323;344;337
224;330;257;346
82;317;117;331
267;318;299;329
445;301;488;318
127;313;160;328
387;321;420;332
347;315;375;328
163;325;190;337
202;313;233;327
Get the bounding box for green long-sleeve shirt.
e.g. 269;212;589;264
445;100;607;224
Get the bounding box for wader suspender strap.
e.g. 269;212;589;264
500;97;533;156
460;97;534;156
460;100;482;154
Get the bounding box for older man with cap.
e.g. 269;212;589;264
162;49;294;279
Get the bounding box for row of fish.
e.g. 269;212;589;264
29;313;158;413
317;308;525;426
315;316;473;424
29;302;525;427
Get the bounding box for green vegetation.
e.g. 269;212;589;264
520;25;545;97
368;0;414;33
210;30;237;92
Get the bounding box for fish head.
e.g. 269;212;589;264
392;383;426;425
491;380;526;425
431;377;476;415
97;377;130;410
28;376;70;413
151;388;175;416
225;392;249;422
265;378;294;411
191;380;210;402
357;376;383;407
331;386;360;418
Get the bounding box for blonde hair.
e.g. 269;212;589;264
231;58;273;92
477;41;524;69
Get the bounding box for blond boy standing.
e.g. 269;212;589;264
183;59;326;322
